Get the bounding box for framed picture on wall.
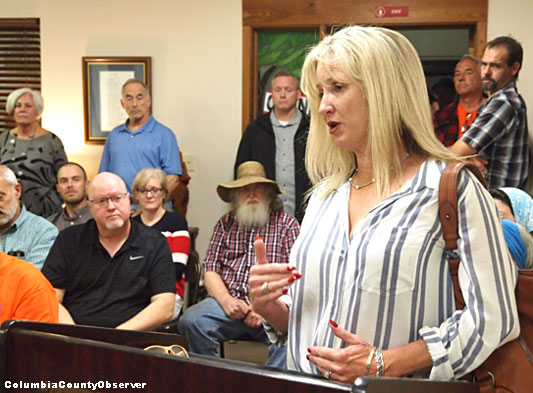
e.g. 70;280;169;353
82;56;151;144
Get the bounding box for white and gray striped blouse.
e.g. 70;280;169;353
287;159;519;380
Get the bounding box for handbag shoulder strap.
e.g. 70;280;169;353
438;161;486;309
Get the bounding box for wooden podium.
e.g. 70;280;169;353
0;321;478;392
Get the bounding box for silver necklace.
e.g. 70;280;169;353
349;170;375;190
349;152;410;190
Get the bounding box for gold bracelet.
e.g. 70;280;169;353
364;347;376;376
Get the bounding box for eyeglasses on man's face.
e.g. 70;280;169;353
88;192;129;208
136;187;163;196
143;344;189;357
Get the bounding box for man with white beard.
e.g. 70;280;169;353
0;165;57;270
178;161;300;368
42;172;175;329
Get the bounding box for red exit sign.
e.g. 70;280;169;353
375;5;409;18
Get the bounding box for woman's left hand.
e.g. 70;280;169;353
307;321;374;384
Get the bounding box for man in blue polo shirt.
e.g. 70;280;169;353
99;79;182;200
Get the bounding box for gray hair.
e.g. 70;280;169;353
0;165;19;187
121;78;150;98
458;54;482;68
6;88;44;118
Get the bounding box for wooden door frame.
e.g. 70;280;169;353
242;0;488;130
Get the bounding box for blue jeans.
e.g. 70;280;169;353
178;297;286;369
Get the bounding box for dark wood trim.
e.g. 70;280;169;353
243;0;487;27
242;25;254;131
241;0;488;131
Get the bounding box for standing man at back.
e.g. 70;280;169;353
235;70;311;222
433;55;486;147
99;79;182;203
449;36;529;189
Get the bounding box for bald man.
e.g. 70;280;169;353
42;172;175;330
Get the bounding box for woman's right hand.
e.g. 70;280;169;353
249;236;302;319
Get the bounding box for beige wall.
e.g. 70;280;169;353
488;0;532;123
2;0;242;257
2;0;531;257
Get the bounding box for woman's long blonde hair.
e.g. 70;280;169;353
301;26;458;199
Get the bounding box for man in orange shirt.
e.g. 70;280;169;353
433;55;486;146
0;252;58;324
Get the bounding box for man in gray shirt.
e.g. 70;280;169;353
234;69;311;222
47;162;92;231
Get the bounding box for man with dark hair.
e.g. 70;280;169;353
47;162;92;231
449;36;529;189
178;161;300;368
431;77;456;108
99;79;182;203
42;172;175;329
433;55;486;146
235;70;311;222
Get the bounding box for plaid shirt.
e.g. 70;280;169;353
203;210;300;303
461;82;529;189
433;98;460;147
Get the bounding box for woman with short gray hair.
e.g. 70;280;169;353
1;88;67;217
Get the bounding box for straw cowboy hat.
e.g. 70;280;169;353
217;161;283;203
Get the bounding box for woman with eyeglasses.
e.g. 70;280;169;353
1;88;67;217
132;168;190;318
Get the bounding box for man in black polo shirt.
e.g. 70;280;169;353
42;172;175;329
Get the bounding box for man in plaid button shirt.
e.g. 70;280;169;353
178;161;300;368
449;36;529;189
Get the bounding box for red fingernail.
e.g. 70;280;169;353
286;266;296;271
288;276;295;284
255;235;262;241
282;288;288;294
294;273;302;279
306;354;310;360
307;347;312;353
329;319;338;328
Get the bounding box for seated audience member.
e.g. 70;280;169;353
501;220;532;268
502;187;533;233
47;162;92;231
42;172;175;330
490;188;532;268
178;161;300;368
0;165;58;270
0;252;58;323
433;55;486;146
132;168;190;318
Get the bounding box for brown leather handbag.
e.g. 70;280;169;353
439;161;533;393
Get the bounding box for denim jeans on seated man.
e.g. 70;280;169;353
177;297;287;369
